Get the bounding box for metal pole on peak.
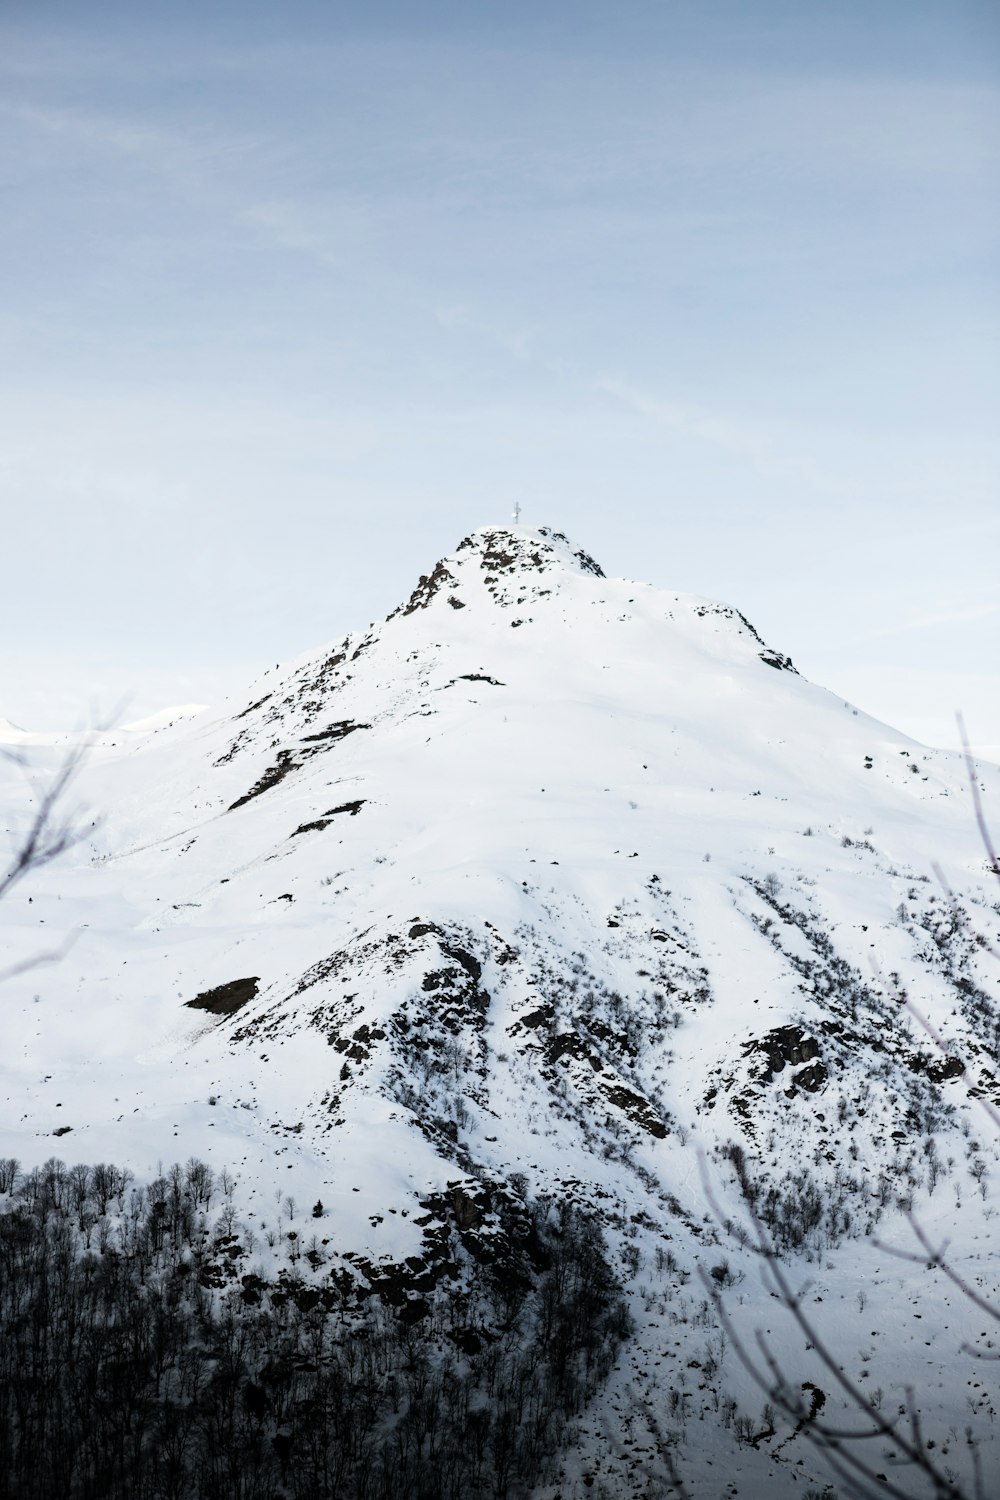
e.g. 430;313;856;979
512;502;522;524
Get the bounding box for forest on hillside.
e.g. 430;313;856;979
0;1156;628;1500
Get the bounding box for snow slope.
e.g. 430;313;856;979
2;525;998;1497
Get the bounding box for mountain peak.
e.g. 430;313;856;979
455;524;605;579
6;515;1000;1499
392;524;605;619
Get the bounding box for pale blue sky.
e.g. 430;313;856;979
2;1;998;751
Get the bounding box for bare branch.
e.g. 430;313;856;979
0;930;80;985
931;859;1000;966
899;1214;1000;1330
1;739;92;901
957;712;1000;891
700;1150;970;1500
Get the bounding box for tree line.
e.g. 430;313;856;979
0;1156;629;1500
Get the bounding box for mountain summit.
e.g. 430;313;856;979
394;525;606;617
2;526;998;1497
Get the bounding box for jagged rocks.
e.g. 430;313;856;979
299;718;369;744
759;647;798;673
458;526;599;578
788;1060;828;1094
230;719;369;810
399;560;458;615
228;750;299;810
292;799;366;834
598;1083;669;1138
906;1050;965;1084
743;1024;822;1085
331;1022;387;1065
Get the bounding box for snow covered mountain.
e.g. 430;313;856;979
3;525;999;1498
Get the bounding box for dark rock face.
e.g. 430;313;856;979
228;750;299;810
228;721;369;810
538;527;605;577
331;1022;387;1065
790;1060;828;1094
455;526;605;581
744;1025;822;1085
400;560;457;615
598;1083;669;1138
185;977;260;1016
759;648;798;673
392;524;606;618
299;719;370;744
907;1051;965;1084
292;800;366;835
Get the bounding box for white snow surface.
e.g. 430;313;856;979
0;703;207;746
2;525;999;1497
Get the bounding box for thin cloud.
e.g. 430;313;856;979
5;101;344;268
435;305;534;361
846;602;1000;646
597;376;850;499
